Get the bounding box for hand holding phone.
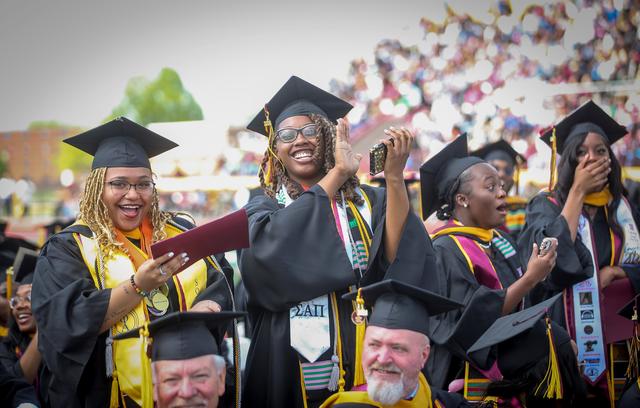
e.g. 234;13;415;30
538;237;557;257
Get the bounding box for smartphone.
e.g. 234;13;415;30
539;237;556;257
369;143;387;176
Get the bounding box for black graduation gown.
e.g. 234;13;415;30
0;322;31;379
239;184;437;408
426;232;523;390
517;192;640;326
31;217;234;408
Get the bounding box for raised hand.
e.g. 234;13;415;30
525;238;558;284
381;126;414;181
333;117;362;179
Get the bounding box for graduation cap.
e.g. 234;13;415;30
540;100;627;189
471;140;525;169
113;310;245;360
247;76;352;188
471;140;526;196
247;75;353;137
11;247;38;285
342;279;463;336
114;311;244;408
63;117;179;170
468;293;570;399
419;134;484;220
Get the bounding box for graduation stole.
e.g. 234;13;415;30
555;194;640;387
72;219;210;407
278;187;372;394
431;220;519;290
319;372;435;408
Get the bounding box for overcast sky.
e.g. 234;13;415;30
0;0;434;132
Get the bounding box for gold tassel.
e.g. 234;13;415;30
549;127;558;191
6;266;13;302
259;105;280;188
514;165;520;196
140;322;154;408
626;305;640;380
534;317;563;399
109;371;120;408
352;288;367;386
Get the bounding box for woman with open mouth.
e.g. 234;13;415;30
240;76;432;408
419;135;582;406
518;100;640;405
30;118;235;408
0;248;42;401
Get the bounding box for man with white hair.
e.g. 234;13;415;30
115;310;243;408
321;280;470;407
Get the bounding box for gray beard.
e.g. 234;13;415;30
367;374;406;406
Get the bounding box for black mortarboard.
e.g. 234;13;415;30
471;140;525;169
63;117;179;170
467;293;571;382
419;134;485;220
540;100;627;155
114;311;244;361
468;293;562;356
342;279;463;336
247;76;353;136
11;247;39;285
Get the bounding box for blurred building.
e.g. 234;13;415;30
0;128;76;186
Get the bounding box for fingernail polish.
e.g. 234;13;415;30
168;252;174;257
184;257;190;263
181;253;188;259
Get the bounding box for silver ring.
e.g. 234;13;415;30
159;266;166;276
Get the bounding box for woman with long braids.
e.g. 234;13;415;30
419;135;585;406
31;118;235;408
518;100;640;405
240;76;433;407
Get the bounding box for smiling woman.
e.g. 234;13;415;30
30;117;236;408
240;76;433;408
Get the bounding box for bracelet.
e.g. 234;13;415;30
130;275;149;297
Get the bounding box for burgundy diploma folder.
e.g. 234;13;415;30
151;209;249;273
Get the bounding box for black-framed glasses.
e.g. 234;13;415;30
106;180;156;195
276;124;319;143
9;293;31;309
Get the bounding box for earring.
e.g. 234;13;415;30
463;203;468;208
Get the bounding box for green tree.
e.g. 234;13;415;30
107;68;203;126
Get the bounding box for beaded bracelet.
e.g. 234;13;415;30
130;274;149;298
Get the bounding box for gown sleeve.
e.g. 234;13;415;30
517;193;593;293
239;185;359;312
30;231;111;392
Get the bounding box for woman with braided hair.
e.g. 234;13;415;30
239;76;434;407
31;118;235;408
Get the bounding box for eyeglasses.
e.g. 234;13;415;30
106;180;156;195
276;124;319;143
9;294;31;309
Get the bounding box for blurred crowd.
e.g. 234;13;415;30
331;0;640;179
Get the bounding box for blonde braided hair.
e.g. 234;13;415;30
78;167;172;254
259;114;363;205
